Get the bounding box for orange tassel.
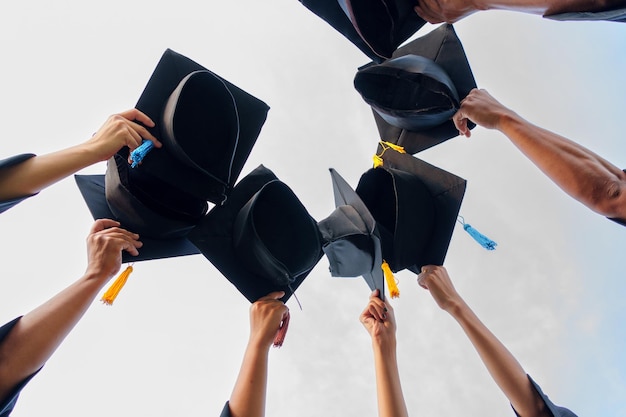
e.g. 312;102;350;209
101;265;133;305
381;261;400;298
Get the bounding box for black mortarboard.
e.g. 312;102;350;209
355;24;477;154
356;147;466;274
75;50;270;263
318;168;385;299
299;0;426;62
188;165;324;303
131;49;269;204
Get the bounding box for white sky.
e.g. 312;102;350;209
0;1;624;416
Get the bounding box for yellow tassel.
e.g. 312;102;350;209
373;154;384;168
373;142;406;168
380;141;406;153
381;261;400;298
101;265;133;305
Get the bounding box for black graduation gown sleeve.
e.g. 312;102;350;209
219;401;232;417
510;375;578;417
606;169;626;226
0;317;42;417
0;154;37;214
544;6;626;22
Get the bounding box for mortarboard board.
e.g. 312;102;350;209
356;147;466;274
355;24;477;154
131;49;269;204
317;168;386;299
299;0;426;62
188;165;324;303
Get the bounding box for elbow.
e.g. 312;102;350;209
587;179;626;219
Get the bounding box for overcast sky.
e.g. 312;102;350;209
0;1;624;416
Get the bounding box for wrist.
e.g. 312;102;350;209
247;335;273;353
372;334;397;353
495;108;524;133
444;297;470;318
81;268;113;284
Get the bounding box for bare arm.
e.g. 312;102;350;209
0;219;142;401
453;88;626;221
228;292;289;417
414;0;626;23
0;109;161;201
360;290;409;417
417;266;551;417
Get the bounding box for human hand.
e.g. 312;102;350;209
360;289;397;346
452;88;516;137
84;219;143;281
249;292;290;349
414;0;482;23
87;109;162;162
417;265;464;313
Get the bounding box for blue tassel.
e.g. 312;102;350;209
458;216;497;250
130;140;155;168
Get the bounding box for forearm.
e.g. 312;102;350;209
0;142;103;200
498;112;626;217
372;339;409;417
477;0;624;14
228;341;270;417
0;272;107;400
448;301;547;417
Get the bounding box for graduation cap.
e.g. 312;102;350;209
317;168;387;299
75;49;269;263
130;48;269;204
355;24;477;154
356;146;466;274
188;165;324;304
299;0;426;62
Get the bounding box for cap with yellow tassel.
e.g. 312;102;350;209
101;264;134;306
